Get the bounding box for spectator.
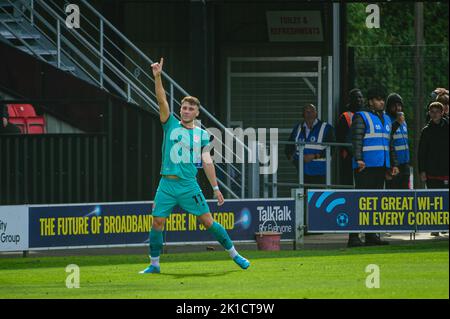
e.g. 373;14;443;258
285;103;335;185
418;102;449;189
385;93;411;189
336;88;365;186
348;86;399;247
430;87;448;101
418;101;449;237
427;88;449;123
436;92;449;122
0;95;21;135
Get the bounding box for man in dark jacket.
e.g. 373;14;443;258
336;88;365;186
418;102;449;189
385;93;411;189
348;86;399;247
418;102;449;236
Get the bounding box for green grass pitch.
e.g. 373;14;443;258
0;241;448;299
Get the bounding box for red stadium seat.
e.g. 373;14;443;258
5;104;46;134
8;117;27;134
7;105;18;117
8;104;37;117
26;116;46;134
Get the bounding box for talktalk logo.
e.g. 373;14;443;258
257;206;292;222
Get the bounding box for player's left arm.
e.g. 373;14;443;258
201;151;225;206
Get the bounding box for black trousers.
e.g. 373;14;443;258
352;167;387;242
354;167;386;189
339;156;354;186
385;164;410;189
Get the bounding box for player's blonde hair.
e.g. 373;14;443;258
181;96;200;109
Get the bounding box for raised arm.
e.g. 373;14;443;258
151;58;170;123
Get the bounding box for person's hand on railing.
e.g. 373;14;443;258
303;154;315;163
356;160;366;172
151;58;163;78
386;167;399;179
391;166;399;176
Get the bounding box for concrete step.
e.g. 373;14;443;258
49;61;76;72
0;29;40;40
0;14;23;23
18;46;57;56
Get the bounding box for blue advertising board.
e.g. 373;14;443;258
308;189;449;232
28;199;295;249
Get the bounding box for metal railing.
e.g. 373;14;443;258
265;140;355;198
1;0;255;198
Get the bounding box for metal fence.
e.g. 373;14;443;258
0;133;109;204
264;140;354;199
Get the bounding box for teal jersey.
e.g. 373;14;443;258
160;114;210;180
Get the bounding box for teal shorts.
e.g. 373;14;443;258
152;177;210;218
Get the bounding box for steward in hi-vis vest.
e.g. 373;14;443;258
348;86;399;248
385;93;411;190
285;104;335;185
351;110;392;169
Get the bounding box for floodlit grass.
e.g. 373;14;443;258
0;241;448;299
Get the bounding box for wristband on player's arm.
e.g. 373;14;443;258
212;185;219;191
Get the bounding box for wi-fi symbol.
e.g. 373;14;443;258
309;191;346;214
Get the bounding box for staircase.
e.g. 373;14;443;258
0;0;258;199
0;1;84;78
